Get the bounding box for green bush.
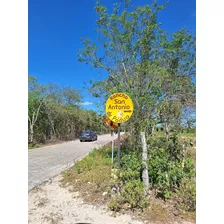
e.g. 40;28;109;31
120;152;142;181
109;152;148;211
28;144;40;149
108;195;124;212
149;134;182;161
148;147;183;199
121;180;148;210
183;156;196;179
109;180;148;211
167;134;182;161
147;133;196;200
148;136;169;149
117;135;195;202
175;177;196;212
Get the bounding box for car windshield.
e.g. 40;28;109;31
81;131;91;136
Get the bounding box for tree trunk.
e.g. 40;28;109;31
141;132;149;191
117;124;121;169
29;124;34;144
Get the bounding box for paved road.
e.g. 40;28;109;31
28;133;118;191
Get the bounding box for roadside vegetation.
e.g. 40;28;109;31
62;131;196;223
28;144;40;150
28;76;109;148
63;0;196;223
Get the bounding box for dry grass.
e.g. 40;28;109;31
61;146;113;205
143;202;174;224
180;136;196;147
141;195;196;224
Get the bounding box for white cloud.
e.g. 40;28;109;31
80;101;94;106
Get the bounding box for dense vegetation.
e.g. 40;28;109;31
62;134;196;221
28;76;109;146
71;0;196;221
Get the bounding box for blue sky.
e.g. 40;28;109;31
28;0;195;111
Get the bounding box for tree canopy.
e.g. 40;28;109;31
78;0;196;142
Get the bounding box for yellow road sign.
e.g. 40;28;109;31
106;93;133;123
104;117;119;130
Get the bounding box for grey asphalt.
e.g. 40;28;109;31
28;133;117;191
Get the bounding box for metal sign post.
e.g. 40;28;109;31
117;123;121;168
111;131;114;164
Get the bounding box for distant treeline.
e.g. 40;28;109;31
28;76;109;145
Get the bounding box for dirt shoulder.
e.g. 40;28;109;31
29;175;145;224
29;175;193;224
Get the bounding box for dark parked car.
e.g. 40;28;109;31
79;130;97;142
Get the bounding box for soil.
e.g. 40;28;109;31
29;175;144;224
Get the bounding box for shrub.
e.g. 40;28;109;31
109;180;148;211
148;136;169;149
175;177;196;212
109;151;148;211
108;195;124;212
148;147;183;198
28;144;40;149
119;152;142;182
121;180;148;210
147;133;196;200
167;134;182;161
183;156;196;179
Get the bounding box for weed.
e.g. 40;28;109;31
61;147;112;204
121;180;148;210
174;177;196;212
28;144;40;150
108;195;124;212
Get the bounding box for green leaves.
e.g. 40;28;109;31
28;76;109;144
175;177;196;212
78;0;195;142
120;152;142;181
